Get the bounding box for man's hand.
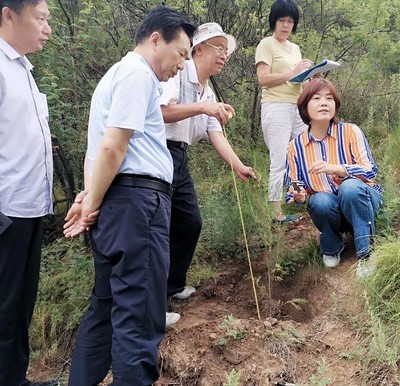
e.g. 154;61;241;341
236;165;261;184
63;191;100;238
201;102;235;126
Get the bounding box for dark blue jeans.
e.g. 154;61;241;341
167;145;202;297
308;178;382;258
68;186;171;386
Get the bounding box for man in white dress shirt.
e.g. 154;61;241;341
0;1;58;385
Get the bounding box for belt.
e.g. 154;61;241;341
112;174;173;198
167;140;188;151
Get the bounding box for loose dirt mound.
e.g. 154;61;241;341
156;242;365;385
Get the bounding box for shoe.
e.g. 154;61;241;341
22;381;60;386
166;312;181;328
322;245;345;268
356;254;376;279
171;286;196;300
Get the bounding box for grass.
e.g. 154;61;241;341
31;237;93;359
308;358;332;386
356;239;400;383
223;369;241;386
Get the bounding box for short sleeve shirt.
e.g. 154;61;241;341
0;38;53;217
255;35;302;104
87;52;173;183
159;59;221;145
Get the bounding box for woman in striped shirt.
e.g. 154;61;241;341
286;78;382;276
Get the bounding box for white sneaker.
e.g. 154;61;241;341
166;312;180;328
171;286;196;300
356;255;376;279
322;245;345;268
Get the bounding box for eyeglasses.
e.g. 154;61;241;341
203;42;230;61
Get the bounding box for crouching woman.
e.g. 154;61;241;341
285;78;383;275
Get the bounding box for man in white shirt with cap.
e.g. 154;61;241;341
160;23;257;325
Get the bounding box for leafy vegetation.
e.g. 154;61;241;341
31;0;400;382
223;369;242;386
218;314;248;345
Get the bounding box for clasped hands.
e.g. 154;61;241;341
63;190;100;238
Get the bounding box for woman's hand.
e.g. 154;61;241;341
308;160;347;176
293;59;313;76
288;185;307;203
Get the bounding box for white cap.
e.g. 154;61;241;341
192;22;237;56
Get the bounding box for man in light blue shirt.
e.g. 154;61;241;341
65;6;196;386
0;1;57;386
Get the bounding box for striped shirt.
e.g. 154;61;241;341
285;122;383;201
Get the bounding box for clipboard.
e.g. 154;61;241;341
288;59;340;84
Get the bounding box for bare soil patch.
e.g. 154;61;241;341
155;237;365;385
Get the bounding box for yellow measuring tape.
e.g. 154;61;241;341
222;121;261;321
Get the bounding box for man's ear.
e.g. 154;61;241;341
1;7;14;25
193;45;201;56
149;31;161;49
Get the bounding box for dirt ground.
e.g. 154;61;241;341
153;223;365;385
33;215;399;385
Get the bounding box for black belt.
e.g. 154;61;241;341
167;140;188;151
112;174;173;198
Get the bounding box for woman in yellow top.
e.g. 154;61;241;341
255;0;312;222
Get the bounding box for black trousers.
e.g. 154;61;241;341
68;186;171;386
167;145;202;297
0;217;43;386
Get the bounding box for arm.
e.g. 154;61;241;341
161;102;234;126
256;60;313;88
64;127;132;237
308;160;347;177
64;154;96;237
208;131;257;181
81;127;132;213
285;142;308;204
344;125;378;180
307;125;377;179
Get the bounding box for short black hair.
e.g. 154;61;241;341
135;6;196;46
0;0;42;14
269;0;300;33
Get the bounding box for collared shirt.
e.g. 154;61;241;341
87;51;173;183
159;59;221;146
0;38;53;217
286;122;383;201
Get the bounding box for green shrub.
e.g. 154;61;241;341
31;237;93;353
